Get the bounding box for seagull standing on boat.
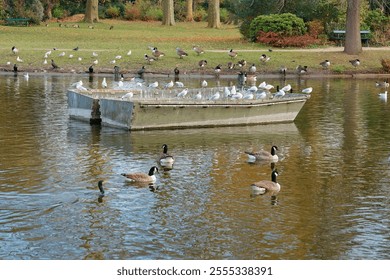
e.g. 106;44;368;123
148;81;159;89
101;77;107;88
302;87;313;94
209;91;220;101
274;89;286;98
281;84;292;92
121;92;134;100
164;80;174;89
177;88;188;98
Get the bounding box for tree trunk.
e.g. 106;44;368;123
207;0;221;28
162;0;175;26
186;0;194;22
85;0;99;23
344;0;362;54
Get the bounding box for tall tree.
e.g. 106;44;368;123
344;0;362;54
186;0;194;22
85;0;99;23
162;0;175;26
207;0;221;28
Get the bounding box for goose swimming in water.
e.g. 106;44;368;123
251;170;280;195
121;166;159;183
245;145;278;162
98;180;105;197
159;144;175;166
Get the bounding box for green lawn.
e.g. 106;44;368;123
0;20;389;75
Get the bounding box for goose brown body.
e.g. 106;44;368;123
251;170;280;195
245;145;278;162
121;166;158;183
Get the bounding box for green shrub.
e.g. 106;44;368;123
249;13;307;42
52;6;65;19
105;6;120;19
124;3;141;20
193;7;207;22
143;7;163;21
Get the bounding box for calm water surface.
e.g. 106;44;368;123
0;73;389;260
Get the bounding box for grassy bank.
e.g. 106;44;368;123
1;19;389;76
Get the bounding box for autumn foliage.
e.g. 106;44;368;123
256;31;321;48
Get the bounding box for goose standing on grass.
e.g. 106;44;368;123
176;47;188;59
228;49;238;59
121;166;159;183
320;59;330;69
193;45;204;55
198;59;208;69
12;46;19;54
349;59;360;67
245;145;278;162
159;144;175;166
251;169;280;196
152;47;165;59
259;54;270;63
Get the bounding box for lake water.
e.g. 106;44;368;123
0;73;389;260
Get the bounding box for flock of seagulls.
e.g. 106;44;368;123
97;143;282;200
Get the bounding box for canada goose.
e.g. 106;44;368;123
228;49;237;59
237;60;246;68
121;166;159;183
137;66;145;77
320;59;330;69
193;45;204;55
176;47;188;59
245;145;278;162
302;87;313;94
88;65;94;73
152;47;165;59
251;170;280;195
16;56;23;62
214;64;222;75
144;54;155;64
296;65;308;74
51;59;59;69
375;81;389;88
13;64;18;73
174;67;180;76
249;64;256;73
12;46;18;54
199;60;208;69
98;180;105;197
349;59;360;67
227;62;235;69
159;144;175;165
101;77;107;88
260;54;270;63
73;46;79;51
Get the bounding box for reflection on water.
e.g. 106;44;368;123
0;74;389;260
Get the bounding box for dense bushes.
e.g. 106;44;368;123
249;13;307;42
